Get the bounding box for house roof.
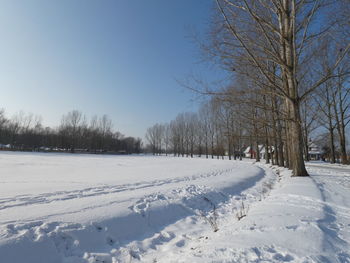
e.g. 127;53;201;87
259;145;274;154
309;151;323;155
244;146;252;154
308;140;323;154
244;145;274;154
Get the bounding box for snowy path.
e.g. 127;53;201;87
307;164;350;261
138;162;350;263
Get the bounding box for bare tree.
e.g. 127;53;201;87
205;0;350;175
163;123;171;156
59;110;86;152
145;124;158;155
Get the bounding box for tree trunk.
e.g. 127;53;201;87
272;104;279;165
303;122;309;162
280;0;308;176
276;105;284;167
325;90;336;164
205;138;208;159
284;123;290;168
329;127;336;163
288;100;309;176
339;133;348;164
256;141;260;162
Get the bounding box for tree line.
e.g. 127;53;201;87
146;80;350;163
0;109;142;154
146;0;350;176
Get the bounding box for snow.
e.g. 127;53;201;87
0;152;349;262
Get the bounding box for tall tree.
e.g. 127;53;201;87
210;0;350;176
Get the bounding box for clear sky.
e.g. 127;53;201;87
0;0;226;138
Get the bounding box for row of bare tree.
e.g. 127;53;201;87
146;74;350;164
147;0;350;176
0;109;142;154
146;102;243;160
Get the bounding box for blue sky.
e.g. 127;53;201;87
0;0;226;138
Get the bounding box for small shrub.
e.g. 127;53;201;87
236;200;248;221
201;197;219;232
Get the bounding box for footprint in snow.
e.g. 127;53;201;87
4;224;17;236
84;253;116;263
285;225;298;230
147;231;177;250
50;231;80;257
132;201;149;217
131;193;168;217
273;253;294;262
175;239;186;247
92;222;106;232
106;236;116;246
129;249;141;260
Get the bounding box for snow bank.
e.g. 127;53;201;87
139;163;350;263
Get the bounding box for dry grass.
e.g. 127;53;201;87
236;200;249;221
201;197;219;232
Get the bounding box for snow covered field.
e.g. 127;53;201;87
0;152;349;262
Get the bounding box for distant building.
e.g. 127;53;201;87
244;146;256;158
0;144;11;150
244;145;274;159
308;140;324;160
259;145;274;160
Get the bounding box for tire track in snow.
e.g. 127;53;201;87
0;162;275;263
0;167;235;211
113;164;278;262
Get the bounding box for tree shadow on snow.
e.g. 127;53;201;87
310;176;350;263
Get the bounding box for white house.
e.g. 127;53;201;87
308;140;323;160
259;145;274;160
244;145;274;159
244;146;255;158
0;144;11;149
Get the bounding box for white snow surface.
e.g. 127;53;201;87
0;152;349;263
